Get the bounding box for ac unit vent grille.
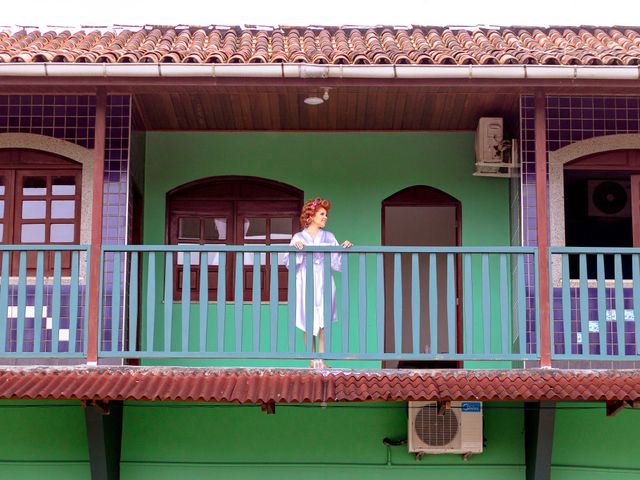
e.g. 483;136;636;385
592;181;628;215
414;405;459;446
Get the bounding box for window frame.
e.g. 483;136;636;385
0;169;16;245
166;177;302;302
0;149;82;275
15;169;82;245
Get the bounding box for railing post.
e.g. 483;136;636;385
535;91;552;368
87;89;107;365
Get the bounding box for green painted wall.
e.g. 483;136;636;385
121;401;524;480
143;132;509;248
3;400;640;478
551;402;640;479
0;400;90;479
139;132;513;368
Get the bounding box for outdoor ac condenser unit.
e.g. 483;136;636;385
473;117;517;177
475;117;504;165
587;179;631;218
408;401;483;454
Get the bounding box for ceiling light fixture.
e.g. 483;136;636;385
303;88;330;105
303;96;323;105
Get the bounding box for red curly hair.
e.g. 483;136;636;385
300;197;331;229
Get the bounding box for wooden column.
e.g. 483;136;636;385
535;91;551;368
87;89;107;364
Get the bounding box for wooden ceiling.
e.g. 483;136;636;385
131;86;521;133
4;77;640;133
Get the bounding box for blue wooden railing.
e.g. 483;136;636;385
0;245;90;357
4;244;640;365
98;245;539;362
550;247;640;361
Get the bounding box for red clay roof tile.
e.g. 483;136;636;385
2;367;640;403
1;26;640;66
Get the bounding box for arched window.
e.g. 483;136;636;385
166;176;303;301
0;149;82;273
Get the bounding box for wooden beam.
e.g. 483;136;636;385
535;91;552;368
84;400;123;480
87;89;107;364
131;94;149;131
525;401;556;480
3;75;640;93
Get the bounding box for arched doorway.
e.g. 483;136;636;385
382;185;461;368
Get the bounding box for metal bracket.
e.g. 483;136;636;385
437;400;451;416
606;400;637;417
261;401;276;415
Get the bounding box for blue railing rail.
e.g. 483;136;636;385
98;245;539;362
0;245;90;357
550;247;640;361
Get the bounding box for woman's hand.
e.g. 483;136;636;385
293;241;305;249
341;240;353;248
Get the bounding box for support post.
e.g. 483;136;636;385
534;91;552;368
87;89;107;364
84;400;123;480
525;401;556;480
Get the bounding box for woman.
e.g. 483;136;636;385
285;197;352;368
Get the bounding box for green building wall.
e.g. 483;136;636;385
3;400;640;479
117;400;640;479
120;400;524;480
0;401;90;479
142;131;509;248
551;402;640;479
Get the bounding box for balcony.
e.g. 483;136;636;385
98;245;539;365
1;244;640;367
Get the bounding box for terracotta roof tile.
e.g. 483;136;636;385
1;26;640;66
2;367;640;403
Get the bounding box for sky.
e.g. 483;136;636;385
1;0;639;28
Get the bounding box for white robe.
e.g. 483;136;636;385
284;229;342;335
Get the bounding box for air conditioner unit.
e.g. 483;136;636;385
475;117;504;165
408;401;483;454
587;179;631;217
474;117;518;178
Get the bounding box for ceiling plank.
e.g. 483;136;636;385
132;86;523;131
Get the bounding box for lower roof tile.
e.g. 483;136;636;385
2;367;640;403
